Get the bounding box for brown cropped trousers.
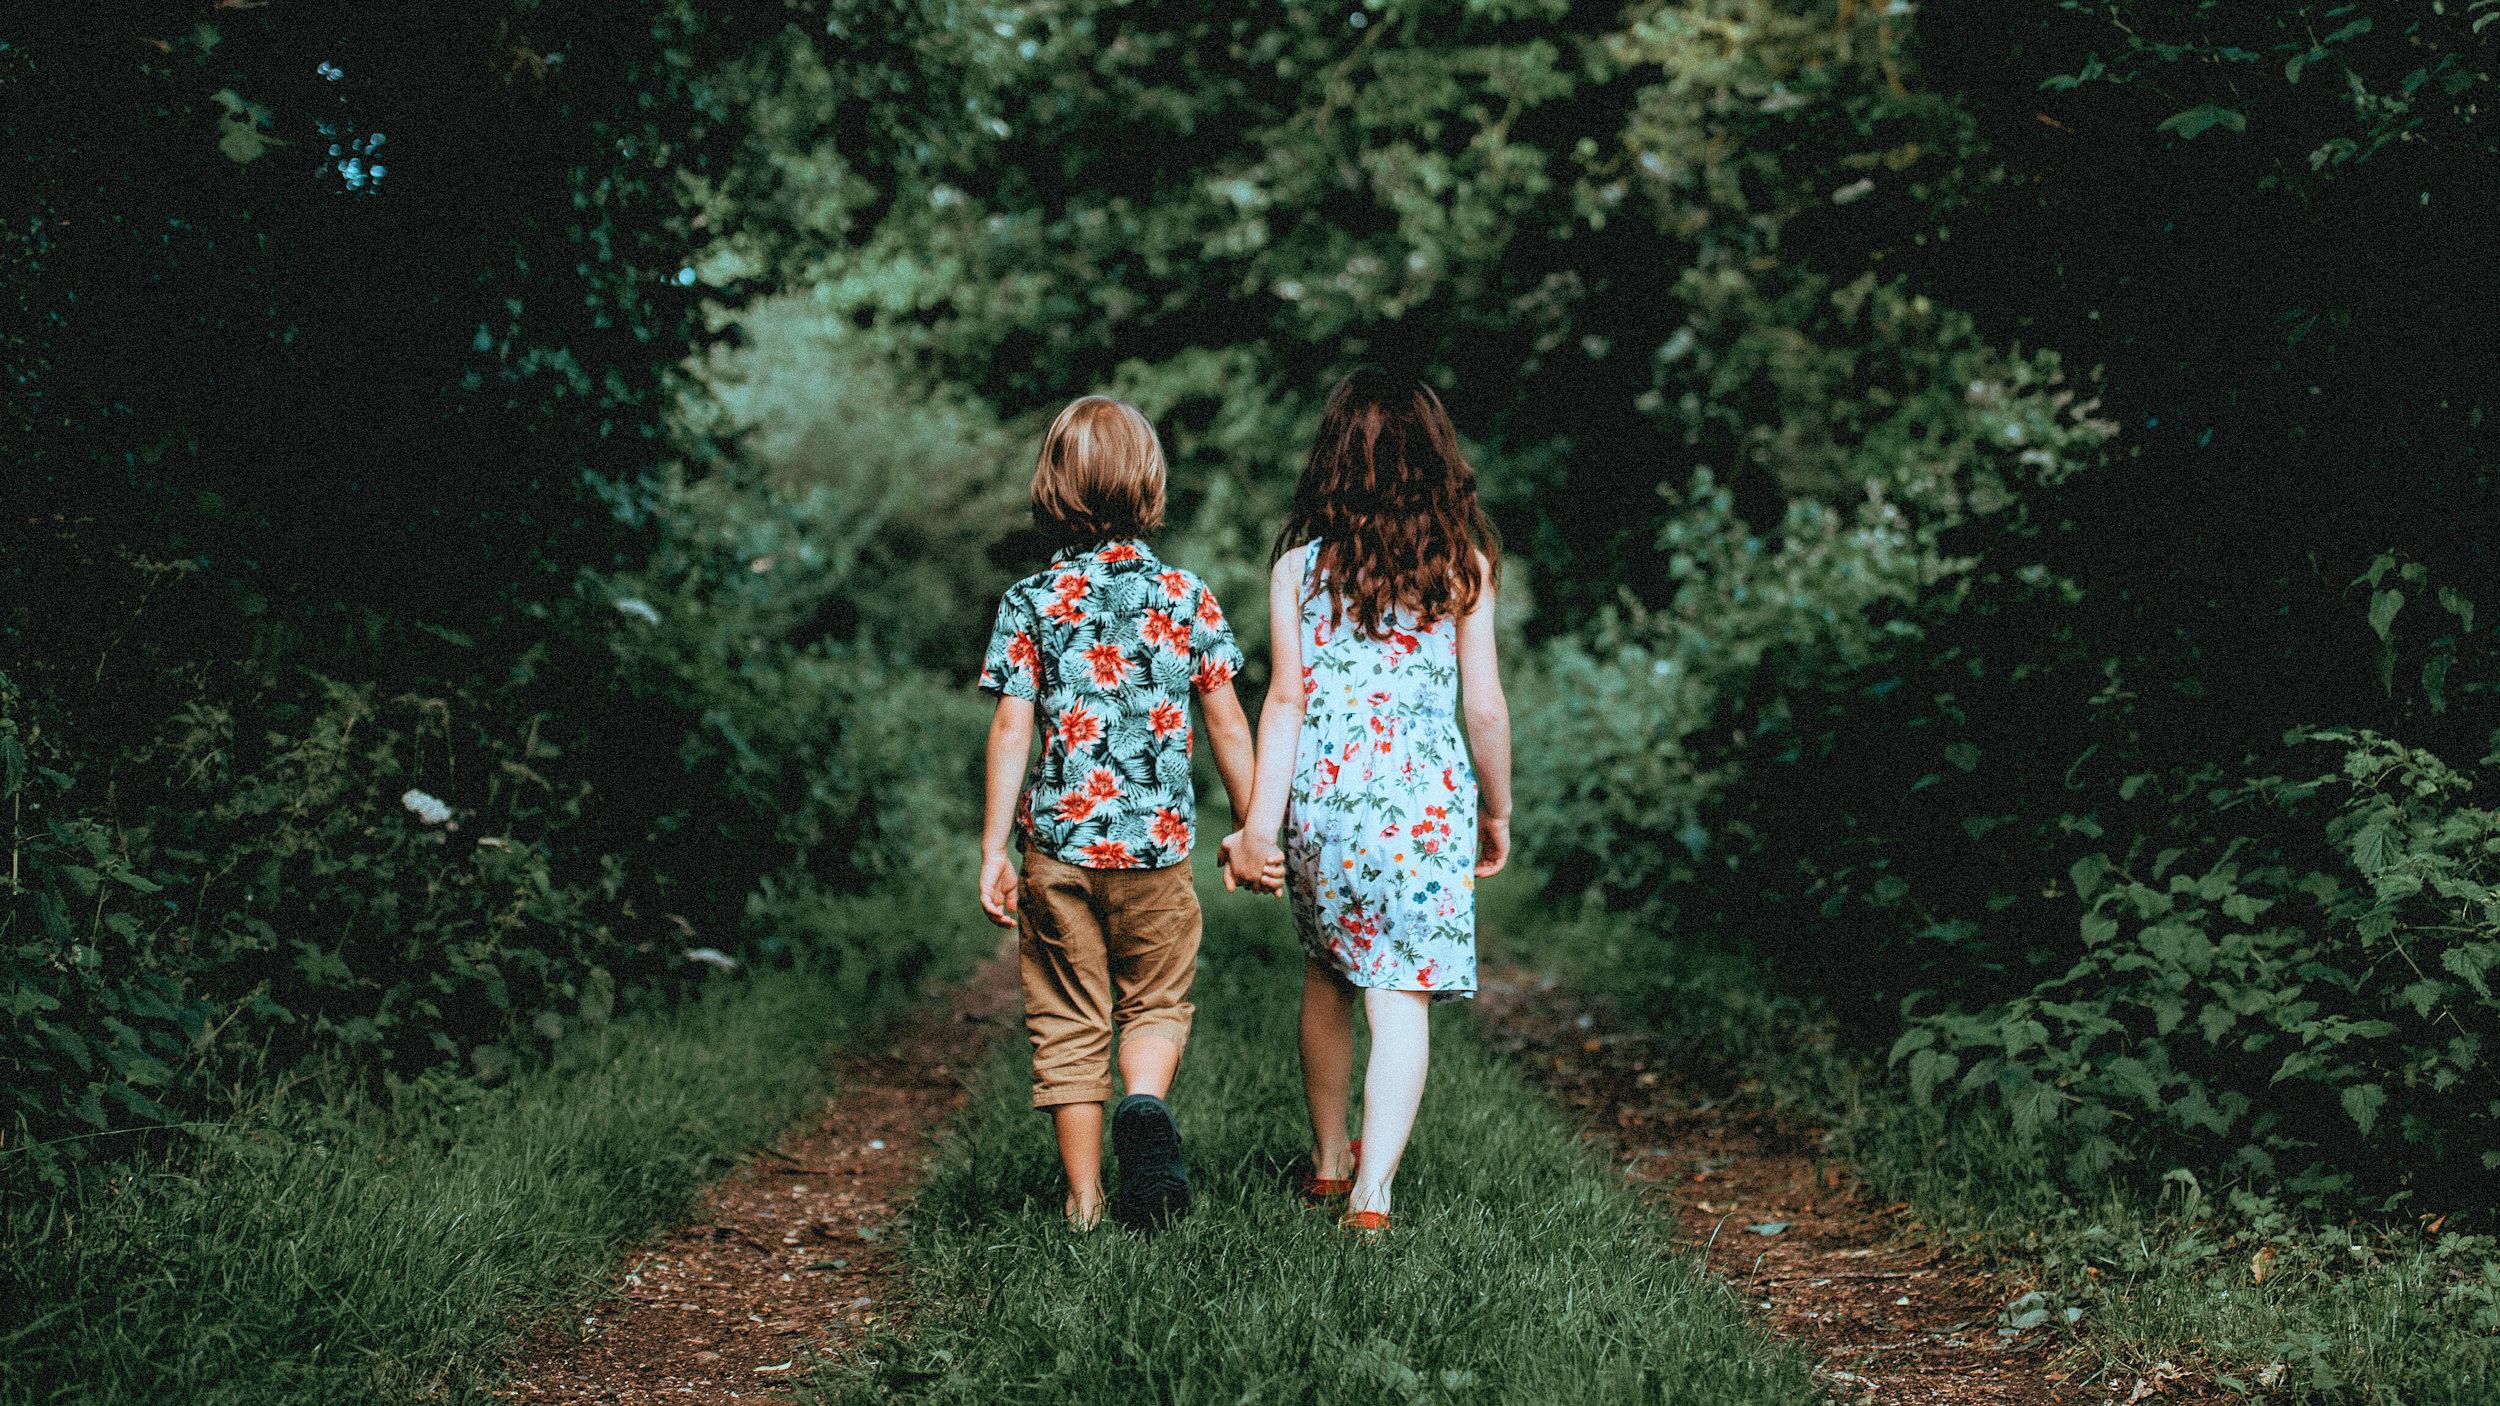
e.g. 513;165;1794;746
1016;847;1202;1107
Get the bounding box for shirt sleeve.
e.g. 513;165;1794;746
978;593;1040;701
1187;579;1245;693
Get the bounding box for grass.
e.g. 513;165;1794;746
1;888;990;1406
810;870;1818;1406
1491;894;2500;1405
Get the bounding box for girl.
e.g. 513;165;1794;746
1225;369;1512;1235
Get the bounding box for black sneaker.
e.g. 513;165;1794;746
1110;1093;1191;1231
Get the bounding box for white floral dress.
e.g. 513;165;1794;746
1284;541;1478;999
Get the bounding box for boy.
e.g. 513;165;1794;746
976;395;1255;1232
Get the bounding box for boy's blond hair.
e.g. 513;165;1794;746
1031;396;1167;547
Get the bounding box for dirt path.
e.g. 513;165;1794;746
1479;962;2123;1406
498;948;1019;1405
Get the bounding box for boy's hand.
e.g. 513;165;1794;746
1474;814;1511;879
979;850;1020;927
1223;830;1286;895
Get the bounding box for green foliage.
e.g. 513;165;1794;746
677;300;1028;667
1516;306;2113;897
2;5;1014;1187
1893;727;2500;1197
697;0;2022;623
2;905;982;1406
1498;900;2500;1402
2037;3;2499;182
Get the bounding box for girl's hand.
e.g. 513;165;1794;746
1224;831;1285;895
1474;814;1510;879
978;850;1020;927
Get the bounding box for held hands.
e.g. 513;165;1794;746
1474;813;1511;879
1219;830;1287;895
978;850;1020;928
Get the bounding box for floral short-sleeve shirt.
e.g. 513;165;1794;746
979;539;1243;870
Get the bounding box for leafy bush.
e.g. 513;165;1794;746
3;348;1003;1192
3;653;633;1183
1515;286;2113;896
1894;727;2500;1202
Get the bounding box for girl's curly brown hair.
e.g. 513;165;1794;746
1275;369;1499;639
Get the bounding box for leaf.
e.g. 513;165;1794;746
2221;892;2273;923
2367;587;2404;643
1944;741;1982;773
208;86;290;165
2440;944;2497;999
1746;1221;1789;1236
2070;852;2113;901
2341;1082;2386;1136
2157;104;2248;140
1907;1046;1959;1102
2349;820;2401;874
2438;585;2475;634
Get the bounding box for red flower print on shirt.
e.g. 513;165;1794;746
1085;642;1132;688
1196;593;1225;630
1057;704;1103;750
1148;700;1187;739
1083;840;1141;869
1443;766;1459;790
1149;808;1190;850
1391;629;1420;656
1142;609;1190;655
1192;656;1234;692
983;542;1242;872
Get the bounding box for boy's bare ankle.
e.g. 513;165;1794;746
1065;1183;1104;1230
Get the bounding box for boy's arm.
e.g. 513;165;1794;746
979;696;1036;926
1198;682;1256;826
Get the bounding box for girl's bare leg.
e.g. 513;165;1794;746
1299;960;1359;1179
1349;989;1432;1216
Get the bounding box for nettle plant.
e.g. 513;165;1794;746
1892;727;2500;1203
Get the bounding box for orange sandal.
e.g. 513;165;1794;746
1299;1139;1362;1201
1338;1209;1390;1239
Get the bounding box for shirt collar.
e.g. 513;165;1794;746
1051;538;1158;569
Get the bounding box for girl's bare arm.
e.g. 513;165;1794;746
1456;561;1512;876
1229;549;1307;889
